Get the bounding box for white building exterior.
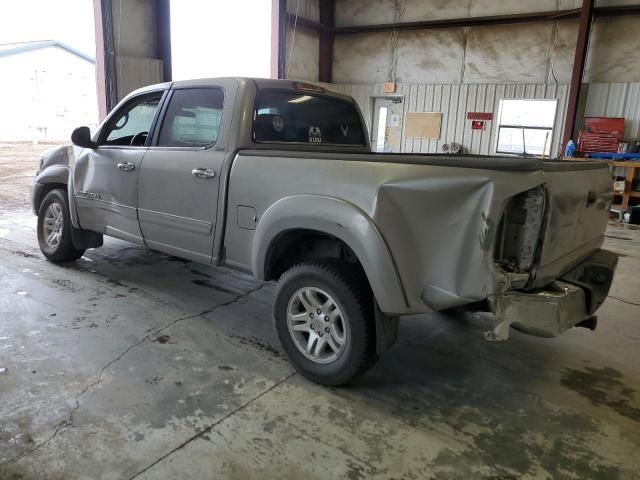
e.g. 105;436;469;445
0;40;98;142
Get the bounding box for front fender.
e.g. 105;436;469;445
252;195;410;315
32;164;70;212
32;145;83;227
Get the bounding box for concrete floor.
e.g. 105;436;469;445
1;152;640;479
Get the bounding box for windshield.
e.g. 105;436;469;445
253;90;365;146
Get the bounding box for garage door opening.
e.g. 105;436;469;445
170;0;271;80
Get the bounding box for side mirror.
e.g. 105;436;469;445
71;126;96;148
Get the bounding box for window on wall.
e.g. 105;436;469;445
496;99;557;156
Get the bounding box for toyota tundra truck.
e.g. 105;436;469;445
31;77;618;385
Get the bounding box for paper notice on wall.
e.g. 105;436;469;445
405;112;442;139
389;114;401;127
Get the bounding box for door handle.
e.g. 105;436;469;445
192;168;216;179
117;162;135;171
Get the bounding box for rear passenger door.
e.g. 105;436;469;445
137;82;235;263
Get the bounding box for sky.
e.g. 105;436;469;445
0;0;273;79
0;0;96;57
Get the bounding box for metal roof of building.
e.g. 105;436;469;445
0;40;95;63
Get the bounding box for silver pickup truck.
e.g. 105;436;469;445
32;78;617;385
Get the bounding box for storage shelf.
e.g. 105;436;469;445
564;157;639;208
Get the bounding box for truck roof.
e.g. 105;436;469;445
128;77;355;103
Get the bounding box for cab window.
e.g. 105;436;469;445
253;90;365;145
101;93;163;146
157;88;224;147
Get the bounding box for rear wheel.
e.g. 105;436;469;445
274;261;378;386
37;189;85;262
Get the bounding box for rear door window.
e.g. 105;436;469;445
157;88;224;147
253;90;365;145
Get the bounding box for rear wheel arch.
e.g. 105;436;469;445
264;229;364;281
252;195;409;315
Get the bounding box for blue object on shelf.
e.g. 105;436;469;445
588;152;640;159
564;139;576;157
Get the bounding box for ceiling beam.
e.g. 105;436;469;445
287;5;640;35
286;13;326;32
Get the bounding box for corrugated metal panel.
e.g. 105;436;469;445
585;83;640;141
327;82;570;156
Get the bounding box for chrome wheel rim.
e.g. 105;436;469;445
286;286;348;364
43;202;63;249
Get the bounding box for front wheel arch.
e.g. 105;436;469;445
34;182;68;215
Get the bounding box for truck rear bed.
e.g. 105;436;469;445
230;149;612;313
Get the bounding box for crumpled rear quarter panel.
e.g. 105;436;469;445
373;167;545;312
226;152;547;314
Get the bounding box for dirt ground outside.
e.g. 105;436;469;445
0;142;61;211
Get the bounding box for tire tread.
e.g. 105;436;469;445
275;259;378;385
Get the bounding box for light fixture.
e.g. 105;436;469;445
288;95;312;104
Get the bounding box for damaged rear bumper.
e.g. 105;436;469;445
488;249;618;339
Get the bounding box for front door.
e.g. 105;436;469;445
137;85;231;263
74;91;164;244
371;97;404;153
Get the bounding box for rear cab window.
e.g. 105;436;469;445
253;90;365;146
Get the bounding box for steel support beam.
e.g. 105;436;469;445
562;0;595;150
93;0;117;119
277;0;287;78
271;0;280;78
318;0;335;83
155;0;172;82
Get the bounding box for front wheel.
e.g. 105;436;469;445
37;189;85;263
274;261;378;386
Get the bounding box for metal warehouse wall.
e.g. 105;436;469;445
111;0;164;100
285;0;320;80
325;81;640;156
327;82;570;156
285;1;640;85
283;0;640;156
584;83;640;140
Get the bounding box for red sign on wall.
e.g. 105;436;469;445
471;120;484;130
467;112;493;120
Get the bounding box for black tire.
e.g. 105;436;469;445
37;189;85;263
274;261;378;386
